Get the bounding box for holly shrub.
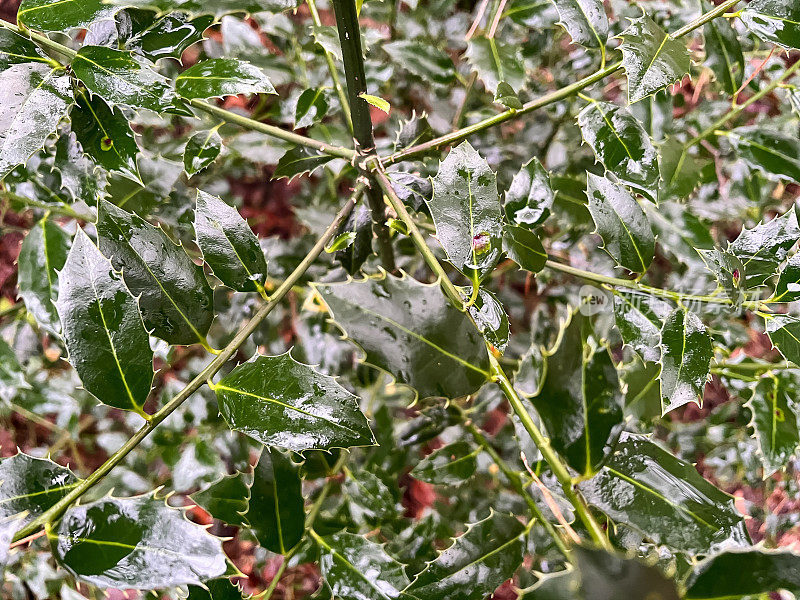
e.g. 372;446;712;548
2;0;800;597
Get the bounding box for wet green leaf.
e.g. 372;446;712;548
504;158;554;229
295;87;330;129
273;146;334;180
317;531;409;600
194;190;267;292
405;511;526;600
747;373;800;476
430;141;503;277
53;131;107;204
578;434;750;554
213;353;375;451
686;548;800;599
534;311;623;476
0;338;29;403
729;205;800;288
464;37;525;95
388;171;432;213
187;578;247;600
190;472;251;528
741;0;800;50
248;448;304;554
493;81;522;109
704;5;745;96
577;101;659;200
313;273;491;400
586;173;654;273
618;15;691;103
552;0;608;49
184;128;222;176
17;216;70;333
729;127;800;185
0;29;49;69
176;58;276;99
503;224;547;273
70;91;141;184
659;307;712;414
468;288;510;353
124;10;214;61
344;469;396;523
96;199;214;346
658;137;713;202
71;46;178;113
334;203;372;275
697;247;745;305
56;231;153;414
773;252;800;301
0;63;72;181
410;441;479;486
17;0;116;32
766;314;800;366
383;41;455;86
51;494;227;589
611;289;672;363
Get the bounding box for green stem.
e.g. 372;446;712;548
383;0;741;165
306;0;353;134
2;190;86;220
11;189;362;543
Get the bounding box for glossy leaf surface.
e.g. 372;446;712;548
552;0;608;49
190;472;250;528
0;29;49;69
729;127;800;185
175;58;276;99
741;0;800;50
774;252;800;301
96;200;214;346
313;273;490;400
611;290;672;363
686;549;800;599
55;231;153;414
504;158;554;229
747;373;800;476
410;441;479;486
503;224;547;274
766;314;800;366
729;205;800;288
214;353;374;451
579;434;749;554
464;38;525;95
184;128;222;176
17;0;115;32
468;288;510;353
383;41;455;86
659;307;712;414
704;8;744;95
273;146;333;180
294;87;329;129
124;10;214;61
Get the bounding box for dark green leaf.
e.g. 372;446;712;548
383;41;455;86
56;231;153;414
70;91;141;184
766;314;800;366
17;0;116;32
248;448;304;554
430;141;503;277
124;10;214;61
17;216;70;333
71;46;178;113
586;173;654;273
51;494;227;589
551;0;608;49
334;203;373;275
184;127;222;176
0;338;29;403
704;5;745;96
697;248;745;305
213;352;375;451
344;469;396;523
773;252;800;301
274;146;334;180
313;273;491;400
176;58;276;99
188;578;247;600
659;306;712;414
532;311;623;477
686;549;800;599
493;81;523;109
503;224;547;273
464;38;525;95
389;171;432;213
53;131;107;204
393;111;433;151
194;190;267;292
410;441;479;486
405;511;526;600
0;63;72;181
729;126;800;185
728;205;800;288
577;101;659;200
658;137;712;202
741;0;800;50
190;472;251;528
504;158;554;229
468;288;510;353
578;434;750;554
96;199;214;346
295;87;330;129
0;29;49;69
611;289;672;363
317;531;409;600
618;15;691;103
747;373;800;476
312;25;342;61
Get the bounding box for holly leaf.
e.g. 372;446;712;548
0;29;49;69
502;224;547;273
273;146;334;180
773;252;800;301
729;127;800;185
213;352;375;451
468;288;510;353
686;549;800;599
17;216;70;333
96;199;214;346
312;273;491;400
71;46;178;113
187;579;247;600
704;5;745;96
334;203;373;275
317;531;409;600
430;141;503;278
295;87;330;129
532;311;623;477
17;0;116;32
493;81;522;109
741;0;800;50
344;469;396;523
0;338;29;404
658;137;713;202
190;472;251;528
0;63;72;181
176;58;276;99
405;511;526;600
659;306;712;414
586;173;654;273
53;132;107;204
410;441;479;486
504;158;554;229
56;231;153;415
248;448;304;554
388;171;432;213
70;91;141;184
184;128;222;176
697;247;745;305
577;101;659;200
747;373;800;477
578;434;750;554
194;190;267;293
382;41;456;86
611;289;672;363
124;10;214;61
51;494;228;589
766;314;800;366
464;37;525;95
617;15;691;103
551;0;609;49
